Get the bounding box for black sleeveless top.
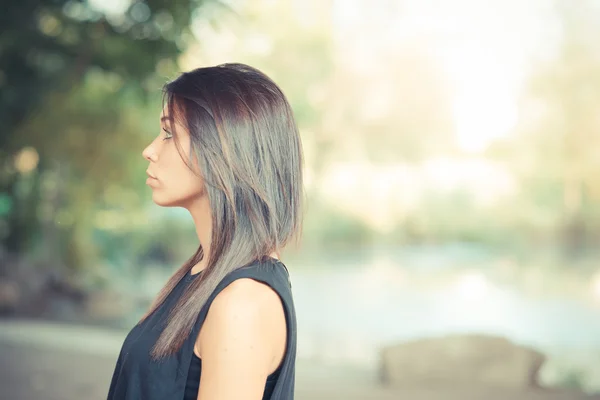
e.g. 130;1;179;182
107;259;297;400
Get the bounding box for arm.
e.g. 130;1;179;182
196;278;287;400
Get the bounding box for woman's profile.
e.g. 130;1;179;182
107;63;303;400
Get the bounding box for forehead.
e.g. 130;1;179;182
160;101;184;123
159;104;190;139
160;104;177;126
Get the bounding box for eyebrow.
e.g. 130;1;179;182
160;116;173;122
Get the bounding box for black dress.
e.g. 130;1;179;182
107;259;297;399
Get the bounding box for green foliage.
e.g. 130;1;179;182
1;0;215;148
0;0;219;267
302;198;374;249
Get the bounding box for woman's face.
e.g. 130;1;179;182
142;106;205;208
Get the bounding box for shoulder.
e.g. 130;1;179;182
197;276;286;357
212;277;284;320
195;277;288;397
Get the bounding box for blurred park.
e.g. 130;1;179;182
1;0;600;399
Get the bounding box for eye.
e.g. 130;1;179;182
162;127;173;141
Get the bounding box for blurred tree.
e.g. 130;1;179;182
349;45;454;163
0;0;219;268
519;0;600;253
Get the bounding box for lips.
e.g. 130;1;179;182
146;170;157;179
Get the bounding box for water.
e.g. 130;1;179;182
291;261;600;364
112;245;600;387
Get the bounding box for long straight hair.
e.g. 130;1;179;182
140;63;304;359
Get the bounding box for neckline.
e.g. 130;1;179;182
186;269;203;280
187;257;284;279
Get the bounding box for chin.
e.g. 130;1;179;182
152;192;198;209
151;192;179;208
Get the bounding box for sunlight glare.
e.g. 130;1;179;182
453;272;489;301
441;43;520;153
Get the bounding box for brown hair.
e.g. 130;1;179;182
141;63;304;359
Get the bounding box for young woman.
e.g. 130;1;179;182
107;63;303;400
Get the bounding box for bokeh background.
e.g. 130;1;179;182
1;0;600;399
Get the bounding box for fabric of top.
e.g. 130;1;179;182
107;258;296;400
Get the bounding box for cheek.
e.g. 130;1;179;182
168;152;205;196
179;169;205;194
152;168;204;207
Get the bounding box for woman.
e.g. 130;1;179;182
107;63;303;400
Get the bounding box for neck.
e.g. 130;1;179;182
186;196;282;274
187;196;212;273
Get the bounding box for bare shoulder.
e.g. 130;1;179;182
196;278;287;367
206;278;286;331
215;277;284;313
195;277;287;398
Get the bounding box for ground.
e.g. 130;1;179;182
0;320;598;400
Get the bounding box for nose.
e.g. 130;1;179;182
142;142;156;162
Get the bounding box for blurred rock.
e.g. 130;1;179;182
379;334;546;389
0;279;21;314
